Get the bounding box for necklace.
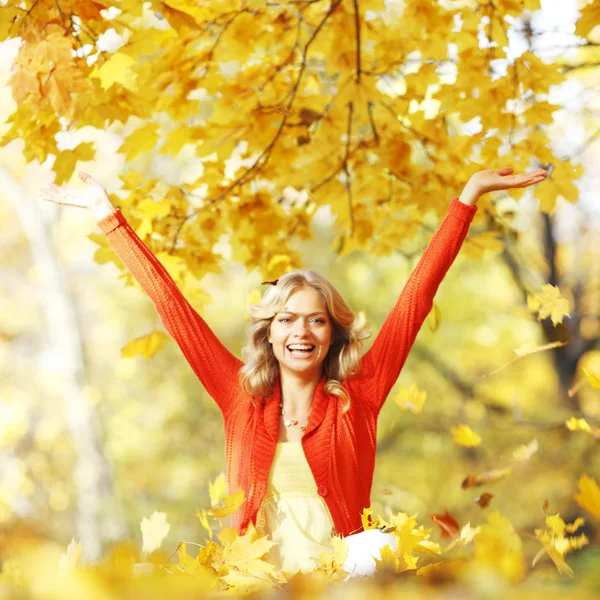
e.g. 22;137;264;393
279;402;307;431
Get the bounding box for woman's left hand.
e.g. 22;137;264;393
470;167;548;195
459;166;548;206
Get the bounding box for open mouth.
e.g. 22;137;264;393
286;345;316;358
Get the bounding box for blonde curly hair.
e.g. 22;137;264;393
239;269;371;412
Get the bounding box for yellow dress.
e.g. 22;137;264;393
255;442;335;574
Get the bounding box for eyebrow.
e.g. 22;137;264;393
279;309;328;317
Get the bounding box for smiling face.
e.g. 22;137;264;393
267;286;333;380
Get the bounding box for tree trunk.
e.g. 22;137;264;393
1;167;125;561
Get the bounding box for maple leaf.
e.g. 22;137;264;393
52;142;96;185
429;511;460;540
219;524;277;591
58;537;82;574
209;489;245;519
121;331;172;359
451;424;481;447
527;284;571;326
533;513;588;577
575;1;600;37
141;511;170;554
209;473;227;507
445;523;481;552
394;383;427;415
575;475;600;518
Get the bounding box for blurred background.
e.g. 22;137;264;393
0;0;598;583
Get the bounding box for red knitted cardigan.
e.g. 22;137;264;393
98;197;478;537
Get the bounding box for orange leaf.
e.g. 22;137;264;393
429;511;460;539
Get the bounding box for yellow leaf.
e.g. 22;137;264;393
394;383;427;415
196;508;213;539
220;524;277;589
527;284;571;326
451;424;481;447
582;367;600;390
58;537;82;574
209;489;245;519
565;417;592;433
575;1;600;38
445;522;481;552
178;542;199;575
209;473;227;508
120;123;160;161
360;507;376;530
141;511;170;554
53;142;95;185
575;475;600;518
427;302;441;332
512;438;539;461
92;52;137;91
121;330;171;359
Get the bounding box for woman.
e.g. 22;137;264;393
37;166;547;577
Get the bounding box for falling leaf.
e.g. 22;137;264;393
427;303;441;332
575;475;600;518
141;511;170;554
533;513;588;577
430;511;460;539
565;417;600;439
445;523;481;552
395;383;427;415
512;439;539;461
58;538;82;574
474;493;494;508
53;142;95;185
527;284;570;326
462;468;512;489
451;424;481;447
209;473;227;508
121;330;171;359
209;489;245;519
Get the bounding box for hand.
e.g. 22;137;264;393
459;166;548;207
37;171;115;218
471;166;548;195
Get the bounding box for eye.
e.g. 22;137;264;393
313;319;326;324
279;318;291;323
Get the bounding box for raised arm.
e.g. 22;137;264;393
357;167;548;414
38;173;243;416
358;198;477;411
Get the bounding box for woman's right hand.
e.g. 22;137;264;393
37;171;116;220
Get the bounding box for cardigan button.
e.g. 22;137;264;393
317;485;328;497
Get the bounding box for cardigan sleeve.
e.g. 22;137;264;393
358;198;478;413
96;208;243;416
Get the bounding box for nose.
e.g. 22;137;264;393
292;318;310;337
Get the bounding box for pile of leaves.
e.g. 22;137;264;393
1;474;598;599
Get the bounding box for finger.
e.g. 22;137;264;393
79;171;90;183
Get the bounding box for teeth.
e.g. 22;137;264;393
288;345;314;350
